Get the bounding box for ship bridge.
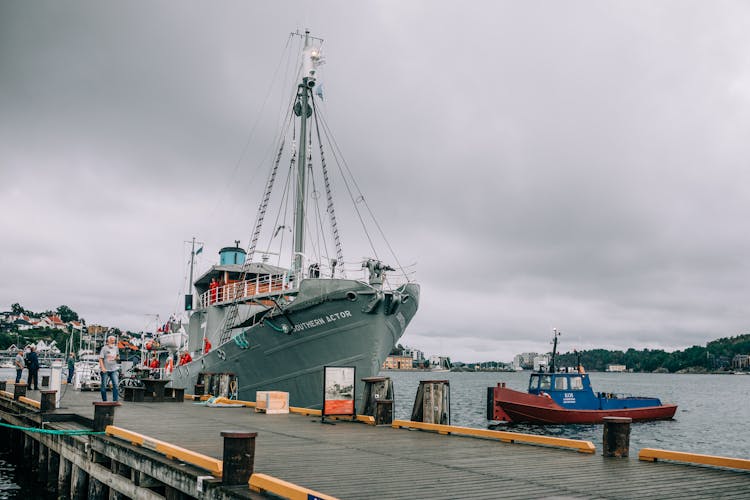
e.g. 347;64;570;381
194;262;293;309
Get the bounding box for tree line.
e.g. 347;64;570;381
555;334;750;372
8;303;81;323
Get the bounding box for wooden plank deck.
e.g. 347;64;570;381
45;389;750;499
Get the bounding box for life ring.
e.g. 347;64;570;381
540;391;552;399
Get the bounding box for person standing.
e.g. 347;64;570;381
209;278;219;304
26;345;40;390
14;350;25;384
67;352;76;384
98;335;120;402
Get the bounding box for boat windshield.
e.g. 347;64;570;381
569;376;584;390
539;375;551;390
554;377;568;390
528;375;539;391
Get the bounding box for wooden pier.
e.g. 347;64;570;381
1;385;748;499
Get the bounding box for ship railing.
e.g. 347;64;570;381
198;273;294;308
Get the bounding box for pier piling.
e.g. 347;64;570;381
47;449;60;492
38;443;49;484
603;416;632;457
58;456;72;498
70;463;88;500
13;382;27;400
411;380;450;425
92;401;120;432
360;376;394;424
220;430;257;485
40;390;57;412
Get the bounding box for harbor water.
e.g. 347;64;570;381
384;370;750;458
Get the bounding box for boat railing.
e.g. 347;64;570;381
198;273;293;308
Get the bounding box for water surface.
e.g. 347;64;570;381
383;370;750;458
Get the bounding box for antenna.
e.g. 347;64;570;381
550;328;561;373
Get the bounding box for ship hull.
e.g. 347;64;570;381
170;279;419;409
489;387;677;424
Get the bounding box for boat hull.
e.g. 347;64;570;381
170;279;419;409
488;386;677;424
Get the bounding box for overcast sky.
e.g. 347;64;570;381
2;1;749;362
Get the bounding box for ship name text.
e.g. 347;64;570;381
294;310;352;333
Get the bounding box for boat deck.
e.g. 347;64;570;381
39;389;750;499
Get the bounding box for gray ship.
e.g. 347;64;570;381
169;31;419;409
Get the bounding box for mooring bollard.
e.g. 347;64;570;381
13;382;27;400
92;402;120;432
220;431;257;485
375;399;394;425
411;380;450;424
602;416;632;457
360;376;394;416
41;390;57;412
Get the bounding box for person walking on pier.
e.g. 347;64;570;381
14;350;24;384
26;345;40;390
67;352;76;384
99;335;120;402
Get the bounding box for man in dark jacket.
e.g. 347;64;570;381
26;345;40;390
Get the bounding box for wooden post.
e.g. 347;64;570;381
70;463;89;500
108;462;127;500
360;376;394;416
411;380;450;424
14;382;27;400
12;428;24;462
47;449;60;492
92;402;120;432
375;399;394;425
58;456;72;499
220;431;257;485
41;390;57;412
88;476;107;499
38;443;49;485
23;433;33;462
172;387;185;402
0;422;7;451
603;416;632;457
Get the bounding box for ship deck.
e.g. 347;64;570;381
38;388;749;499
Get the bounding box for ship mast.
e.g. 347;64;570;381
550;328;561;373
292;30;322;276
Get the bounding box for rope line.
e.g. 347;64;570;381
0;422;104;436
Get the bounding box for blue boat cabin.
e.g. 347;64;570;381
527;372;663;410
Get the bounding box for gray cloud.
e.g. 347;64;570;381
2;1;749;361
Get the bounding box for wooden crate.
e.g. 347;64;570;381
255;391;289;414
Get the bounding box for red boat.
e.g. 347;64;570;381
487;382;678;424
487;331;677;424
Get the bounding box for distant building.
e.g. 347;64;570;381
429;355;450;370
383;355;414;370
732;355;750;370
533;356;549;372
514;352;538;370
402;347;424;362
88;325;107;335
606;364;627;372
